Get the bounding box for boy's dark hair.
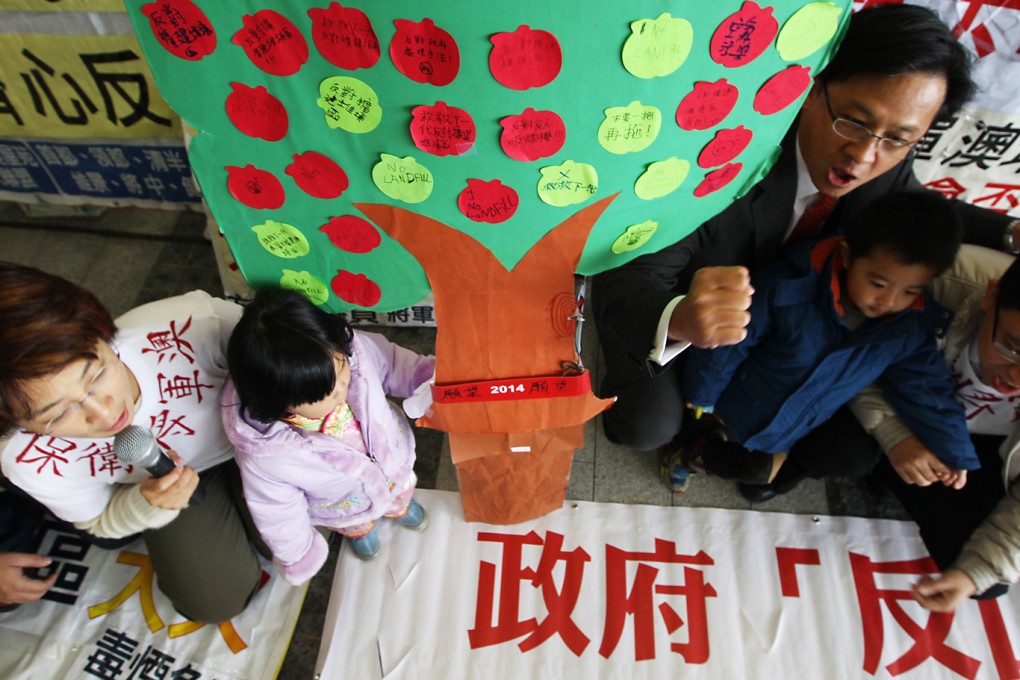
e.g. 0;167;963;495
818;4;975;121
844;191;963;274
996;258;1020;313
227;288;354;423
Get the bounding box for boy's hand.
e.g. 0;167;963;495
940;469;968;490
913;569;977;612
887;436;952;486
669;267;753;349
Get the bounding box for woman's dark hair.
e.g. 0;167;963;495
818;4;976;120
844;191;963;275
0;262;116;435
227;288;355;423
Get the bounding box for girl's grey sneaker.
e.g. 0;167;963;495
394;498;429;531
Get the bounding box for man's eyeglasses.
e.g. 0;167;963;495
820;82;919;153
991;300;1020;365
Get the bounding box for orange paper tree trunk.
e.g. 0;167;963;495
357;197;616;524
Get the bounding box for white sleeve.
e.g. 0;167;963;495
649;296;690;366
74;484;179;539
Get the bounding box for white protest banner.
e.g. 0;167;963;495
318;489;1020;680
0;519;305;680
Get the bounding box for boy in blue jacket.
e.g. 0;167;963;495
672;191;978;493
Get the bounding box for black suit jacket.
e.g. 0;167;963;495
593;127;1010;378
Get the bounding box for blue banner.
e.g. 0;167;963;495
0;138;200;205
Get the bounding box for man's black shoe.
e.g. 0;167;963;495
738;481;778;503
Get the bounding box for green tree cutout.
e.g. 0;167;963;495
125;0;849;313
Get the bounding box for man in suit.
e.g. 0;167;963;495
593;4;1020;498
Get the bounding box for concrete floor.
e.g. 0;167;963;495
0;201;909;679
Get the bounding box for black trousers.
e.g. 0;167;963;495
873;435;1006;569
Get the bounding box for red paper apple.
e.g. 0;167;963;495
320;215;381;254
676;79;739;131
710;2;778;68
308;3;380;70
233;10;309;76
698;125;753;168
389;18;459;86
331;270;381;307
489;25;562;90
457;179;519;224
225;83;289;141
499;108;566;162
693;163;743;198
410;102;476;156
226;165;285;209
142;0;216;61
285;152;349;199
754;65;813;115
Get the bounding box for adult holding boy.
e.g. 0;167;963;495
593;5;1019;492
852;246;1020;607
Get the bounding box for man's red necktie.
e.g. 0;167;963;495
785;193;837;246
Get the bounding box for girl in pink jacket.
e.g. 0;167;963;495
222;289;435;583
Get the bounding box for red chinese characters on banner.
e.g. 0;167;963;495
467;532;1020;674
775;546;821;597
949;0;1010;58
468;531;717;663
974;183;1020;214
849;553;982;678
925;176;968;202
600;538;716;663
469;531;591;655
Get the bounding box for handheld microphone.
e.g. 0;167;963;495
113;425;205;505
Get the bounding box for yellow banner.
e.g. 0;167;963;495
0;33;180;138
0;1;125;11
